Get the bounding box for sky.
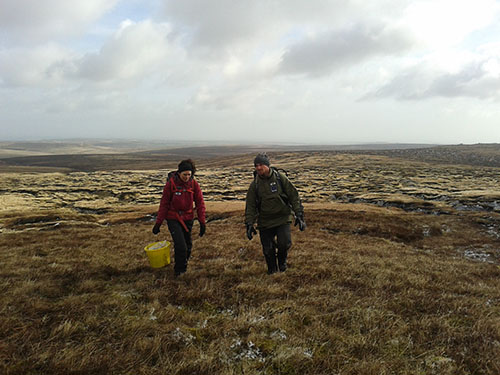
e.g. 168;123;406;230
1;0;500;144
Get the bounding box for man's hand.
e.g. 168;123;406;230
246;224;257;240
152;223;161;234
199;223;206;237
294;213;306;231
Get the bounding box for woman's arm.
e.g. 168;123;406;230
156;181;172;224
193;180;206;224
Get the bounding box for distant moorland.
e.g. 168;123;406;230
1;141;498;172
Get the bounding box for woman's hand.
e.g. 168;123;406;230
152;223;161;234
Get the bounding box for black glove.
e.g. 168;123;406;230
199;223;206;237
246;224;257;240
152;223;161;234
294;213;306;231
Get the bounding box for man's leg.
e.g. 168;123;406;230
276;224;292;272
259;227;278;274
167;220;188;276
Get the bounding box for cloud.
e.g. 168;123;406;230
76;20;173;83
0;0;119;45
0;44;74;87
1;0;500;143
428;62;500;99
162;0;261;49
367;57;500;101
189;81;273;112
160;0;374;52
0;18;191;92
278;23;415;77
402;0;500;47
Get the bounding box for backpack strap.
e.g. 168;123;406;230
168;172;195;195
254;167;289;210
274;169;290;207
167;172;194;232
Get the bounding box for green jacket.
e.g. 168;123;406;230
245;168;303;229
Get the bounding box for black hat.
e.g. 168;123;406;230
254;153;270;167
178;159;195;174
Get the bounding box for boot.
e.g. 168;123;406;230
265;255;278;275
277;250;288;272
278;261;287;272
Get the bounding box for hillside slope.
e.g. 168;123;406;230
1;202;500;374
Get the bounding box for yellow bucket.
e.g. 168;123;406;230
144;241;171;268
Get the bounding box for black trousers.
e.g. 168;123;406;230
167;219;194;274
259;223;292;273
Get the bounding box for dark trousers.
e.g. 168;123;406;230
167;219;193;274
259;223;292;273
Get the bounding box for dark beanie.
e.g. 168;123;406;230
178;159;195;174
254;153;270;167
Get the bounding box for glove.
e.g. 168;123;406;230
199;223;206;237
152;223;161;234
246;224;257;240
294;213;306;231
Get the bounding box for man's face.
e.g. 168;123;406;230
255;163;270;177
179;170;192;182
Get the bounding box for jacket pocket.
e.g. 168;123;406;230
171;192;193;211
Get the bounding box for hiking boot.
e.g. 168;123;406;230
277;251;287;272
174;270;186;277
265;255;278;275
278;262;287;272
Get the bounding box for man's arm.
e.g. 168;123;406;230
281;174;306;231
281;174;303;215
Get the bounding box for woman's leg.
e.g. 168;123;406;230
167;220;189;275
183;220;194;261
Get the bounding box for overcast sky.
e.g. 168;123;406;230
1;0;500;144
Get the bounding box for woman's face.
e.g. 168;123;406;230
179;170;192;182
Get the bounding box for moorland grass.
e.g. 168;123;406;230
1;205;499;375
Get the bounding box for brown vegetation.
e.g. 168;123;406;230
1;146;500;374
351;143;500;168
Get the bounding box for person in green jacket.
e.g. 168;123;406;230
245;153;306;274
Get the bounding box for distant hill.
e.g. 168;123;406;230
347;143;500;168
0;140;186;158
1;141;499;172
0;140;436;158
0;145;274;172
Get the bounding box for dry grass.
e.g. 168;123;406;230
1;204;500;374
1;148;500;374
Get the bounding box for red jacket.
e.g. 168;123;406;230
156;173;206;227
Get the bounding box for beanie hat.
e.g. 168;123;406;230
178;159;195;174
254;153;270;167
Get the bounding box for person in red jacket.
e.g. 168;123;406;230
152;159;206;277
